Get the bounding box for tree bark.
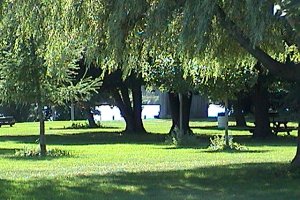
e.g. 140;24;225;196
291;122;300;166
86;110;97;128
38;103;46;156
113;85;146;134
252;76;272;138
233;95;247;127
168;92;192;136
113;88;133;132
181;92;193;134
131;83;146;133
168;92;180;134
83;103;97;128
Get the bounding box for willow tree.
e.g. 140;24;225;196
53;1;151;133
140;12;196;136
0;1;100;156
143;53;195;136
141;0;300;164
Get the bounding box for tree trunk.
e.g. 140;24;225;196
38;103;46;156
181;92;193;134
131;83;146;133
113;85;146;134
87;111;97;128
233;95;247;127
291;122;300;166
252;78;272;138
168;92;180;134
83;104;97;128
168;92;192;136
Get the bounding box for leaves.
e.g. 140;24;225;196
0;0;100;106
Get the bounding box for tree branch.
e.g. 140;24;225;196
216;5;300;82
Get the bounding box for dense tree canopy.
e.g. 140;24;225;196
0;0;300;162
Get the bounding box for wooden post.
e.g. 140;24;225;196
71;102;75;121
38;103;46;156
224;98;229;146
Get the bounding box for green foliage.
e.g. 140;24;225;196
143;55;193;93
64;122;102;129
208;135;248;152
165;126;199;146
15;146;71;157
0;1;101;106
192;64;257;102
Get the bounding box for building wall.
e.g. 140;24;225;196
159;92;208;119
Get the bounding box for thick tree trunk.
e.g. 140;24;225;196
131;83;146;133
38;103;46;156
233;95;247;127
168;92;192;136
181;92;193;134
291;122;300;166
113;85;146;134
252;78;272;138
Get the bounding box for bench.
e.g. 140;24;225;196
270;119;295;135
271;126;295;135
0;116;15;127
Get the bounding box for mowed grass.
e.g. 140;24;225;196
0;119;300;200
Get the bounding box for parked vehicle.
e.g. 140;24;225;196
0;115;15;127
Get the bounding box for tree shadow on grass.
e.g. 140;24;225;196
0;131;166;146
162;144;271;153
0;147;73;161
0;131;297;149
7;154;73;161
0;148;16;155
202;149;271;153
49;126;122;131
195;133;297;148
0;162;300;200
191;125;253;131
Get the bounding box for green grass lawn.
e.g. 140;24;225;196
0;119;299;200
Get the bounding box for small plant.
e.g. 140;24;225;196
165;126;199;146
63;122;102;129
15;146;41;157
15;146;71;157
207;135;248;152
47;148;71;157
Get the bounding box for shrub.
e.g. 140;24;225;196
62;122;102;129
15;146;71;157
165;126;199;146
207;135;248;152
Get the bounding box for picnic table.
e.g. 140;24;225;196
269;111;296;135
248;112;296;135
270;120;294;135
